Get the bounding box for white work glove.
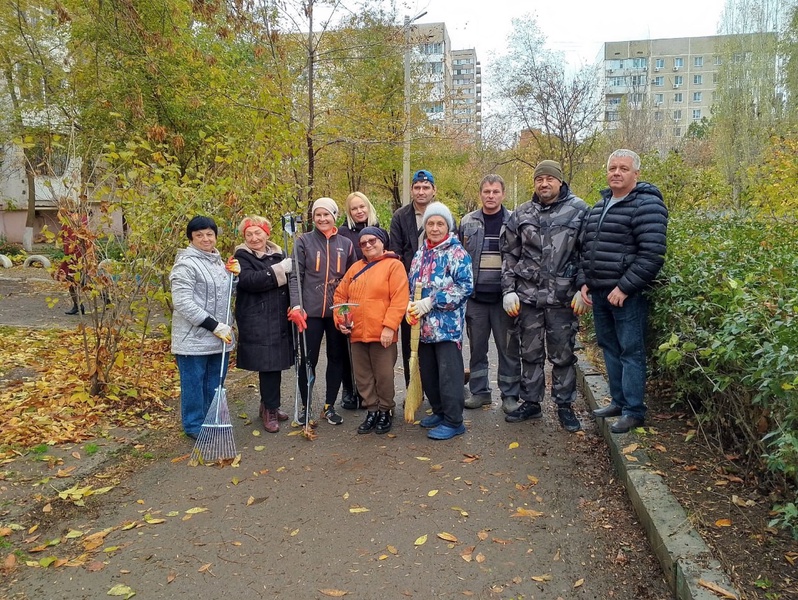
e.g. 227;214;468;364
213;323;233;344
571;291;590;316
278;257;293;273
409;296;433;318
503;292;520;317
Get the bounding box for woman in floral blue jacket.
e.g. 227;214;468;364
407;203;474;440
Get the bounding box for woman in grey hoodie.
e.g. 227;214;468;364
169;216;238;439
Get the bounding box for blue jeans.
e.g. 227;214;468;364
176;353;228;436
465;299;521;399
591;290;649;420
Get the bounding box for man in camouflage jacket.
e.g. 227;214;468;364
500;160;588;432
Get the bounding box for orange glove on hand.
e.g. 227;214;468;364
225;256;241;276
287;306;307;332
571;291;590;316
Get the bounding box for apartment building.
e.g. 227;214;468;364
451;48;482;142
409;23;482;144
603;36;726;143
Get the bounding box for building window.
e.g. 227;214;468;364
673;110;682;120
712;72;718;84
674;127;682;137
654;111;663;121
631;75;646;87
654;93;664;105
693;91;702;102
674;75;683;86
692;109;702;120
632;58;647;69
630;92;644;103
674;93;683;103
693;75;703;85
674;57;684;69
694;56;704;67
654;76;664;86
714;55;722;65
655;58;665;69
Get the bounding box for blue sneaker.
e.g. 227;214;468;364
419;413;444;429
427;422;466;440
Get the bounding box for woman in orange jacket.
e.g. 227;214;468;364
333;227;409;435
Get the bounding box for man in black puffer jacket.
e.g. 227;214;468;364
577;149;668;433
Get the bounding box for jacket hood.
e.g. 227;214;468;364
175;245;221;263
234;240;282;257
600;181;663;202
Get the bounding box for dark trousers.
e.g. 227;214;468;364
518;305;578;406
465;298;521;399
400;319;411;387
258;371;282;410
419;341;465;427
297;317;347;408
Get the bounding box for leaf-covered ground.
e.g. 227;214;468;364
642;385;798;600
0;326;178;459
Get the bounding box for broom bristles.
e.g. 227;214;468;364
189;388;238;466
404;351;423;423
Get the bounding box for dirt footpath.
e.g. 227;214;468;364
3;379;670;600
0;267;75;329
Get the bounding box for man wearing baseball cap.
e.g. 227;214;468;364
389;169;439;387
500;160;588;433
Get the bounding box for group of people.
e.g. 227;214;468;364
169;148;668;442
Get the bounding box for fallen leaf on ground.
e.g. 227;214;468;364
349;507;369;514
508;442;519;449
319;589;348;597
697;579;738;599
621;443;639;454
428;490;438;497
531;574;552;582
415;456;430;461
185;507;208;514
387;545;398;555
107;583;135;598
574;578;584;588
198;563;211;573
714;518;732;527
475;552;485;563
437;532;458;542
512;507;544;519
414;534;427;546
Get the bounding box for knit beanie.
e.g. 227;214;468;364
533;160;564;182
422;202;454;232
359;226;388;246
312;197;339;219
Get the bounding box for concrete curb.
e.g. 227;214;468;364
576;353;741;600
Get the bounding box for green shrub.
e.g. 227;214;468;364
649;210;798;534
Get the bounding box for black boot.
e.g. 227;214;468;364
375;410;393;435
65;305;79;315
357;411;378;434
341;388;359;410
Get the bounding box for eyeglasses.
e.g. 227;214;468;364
359;238;379;248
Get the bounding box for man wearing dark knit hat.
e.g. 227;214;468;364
389;169;441;387
501;160;588;433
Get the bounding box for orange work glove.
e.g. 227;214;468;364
287;306;308;332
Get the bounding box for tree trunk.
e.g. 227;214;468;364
23;157;36;251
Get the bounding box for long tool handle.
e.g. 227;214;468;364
217;271;234;382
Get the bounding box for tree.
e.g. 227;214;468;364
493;15;602;182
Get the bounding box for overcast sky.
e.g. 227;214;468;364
407;0;729;66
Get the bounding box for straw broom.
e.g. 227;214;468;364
404;282;424;423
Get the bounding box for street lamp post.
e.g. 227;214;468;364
402;11;427;206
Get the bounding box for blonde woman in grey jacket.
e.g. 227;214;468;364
170;216;238;439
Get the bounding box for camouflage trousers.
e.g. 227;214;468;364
518;305;578;406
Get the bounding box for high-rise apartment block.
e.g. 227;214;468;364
410;23;482;143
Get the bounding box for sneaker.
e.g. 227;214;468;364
501;396;520;414
323;404;344;425
557;406;581;433
464;393;492;409
419;413;445;429
504;401;542;423
295;409;309;426
428;422;466;440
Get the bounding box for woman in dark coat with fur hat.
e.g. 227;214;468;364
233;215;294;433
